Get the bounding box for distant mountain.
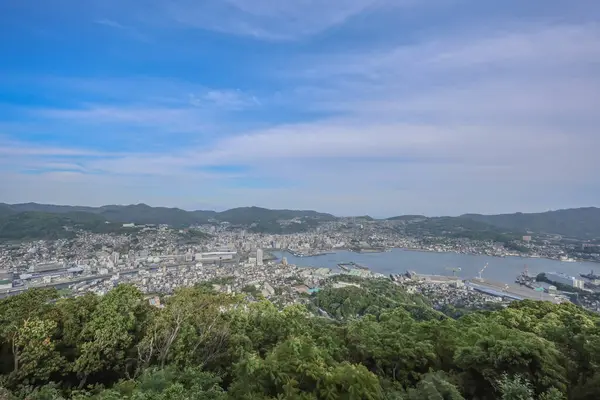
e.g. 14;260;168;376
386;215;427;221
0;211;135;241
461;207;600;239
0;204;15;218
0;203;336;228
3;203;598;241
402;216;520;242
216;206;336;225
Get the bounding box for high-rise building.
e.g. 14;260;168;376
256;249;263;266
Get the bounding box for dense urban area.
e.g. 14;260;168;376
1;204;600;399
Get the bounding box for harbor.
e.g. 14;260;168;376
391;271;562;303
285;249;336;258
274;249;600;286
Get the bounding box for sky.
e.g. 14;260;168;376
1;0;599;217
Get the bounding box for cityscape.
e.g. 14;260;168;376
2;207;600;313
2;0;600;397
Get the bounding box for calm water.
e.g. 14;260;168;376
273;249;600;285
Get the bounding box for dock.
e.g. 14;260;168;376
406;273;561;303
465;279;560;303
337;262;370;271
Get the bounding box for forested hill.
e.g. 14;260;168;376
461;207;600;239
383;207;600;240
3;202;600;240
0;277;598;399
0;203;336;227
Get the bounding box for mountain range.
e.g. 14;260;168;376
1;203;599;240
0;203;336;228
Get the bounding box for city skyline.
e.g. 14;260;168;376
1;0;599;216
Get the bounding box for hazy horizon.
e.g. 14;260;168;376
1;0;599;216
3;200;597;220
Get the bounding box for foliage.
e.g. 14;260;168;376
313;277;435;320
0;280;598;399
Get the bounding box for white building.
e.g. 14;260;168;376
256;249;263;266
545;272;584;288
195;251;236;263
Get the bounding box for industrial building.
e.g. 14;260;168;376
194;251;236;263
545;272;584;289
29;262;65;273
0;269;12;290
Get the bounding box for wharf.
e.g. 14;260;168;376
409;273;560;303
337;262;370;271
413;274;460;283
466;279;559;303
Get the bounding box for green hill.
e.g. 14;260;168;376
461;207;600;239
0;203;337;238
0;211;135;241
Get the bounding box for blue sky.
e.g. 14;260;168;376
1;0;599;216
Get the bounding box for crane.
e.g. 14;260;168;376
476;263;488;281
445;267;462;277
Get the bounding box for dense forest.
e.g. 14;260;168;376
0;278;599;399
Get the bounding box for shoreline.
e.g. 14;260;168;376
279;247;597;265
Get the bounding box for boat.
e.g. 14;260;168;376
580;270;600;280
337;262;355;271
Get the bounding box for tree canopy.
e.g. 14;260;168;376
0;279;598;399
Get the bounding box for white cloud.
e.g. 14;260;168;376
4;9;600;215
94;18;148;41
33;105;217;134
95;19;128;29
165;0;402;40
190;89;260;110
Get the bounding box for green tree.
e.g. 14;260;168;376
137;287;234;371
497;374;533;400
406;372;465;400
10;318;65;384
74;285;146;388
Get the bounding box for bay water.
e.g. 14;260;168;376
273;249;599;285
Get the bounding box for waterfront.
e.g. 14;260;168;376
275;249;600;285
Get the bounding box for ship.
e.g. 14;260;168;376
338;262;370;271
580;270;600;280
337;263;352;271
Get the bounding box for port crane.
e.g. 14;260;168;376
476;263;488;282
445;267;462;277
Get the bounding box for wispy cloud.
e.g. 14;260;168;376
164;0;394;40
94;18;148;41
95;19;128;29
3;1;600;215
190;89;261;110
